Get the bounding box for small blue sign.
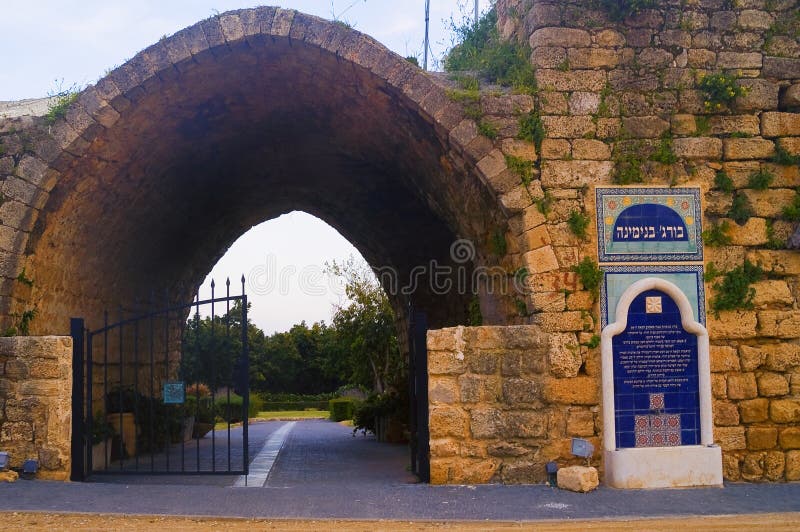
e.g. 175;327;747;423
163;381;185;404
612;204;689;242
612;289;700;449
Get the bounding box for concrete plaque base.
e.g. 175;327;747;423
604;445;723;489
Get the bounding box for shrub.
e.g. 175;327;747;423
567;210;590;240
215;394;249;423
697;72;747;112
352;393;403;436
572;257;603;295
727;193;754;225
518;110;546;154
747;169;774;190
771;144;800;166
710;260;763;315
444;8;536;94
702;221;732;247
329;397;357;421
713;170;734;193
650;135;678;165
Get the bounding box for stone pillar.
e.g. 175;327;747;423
0;336;72;480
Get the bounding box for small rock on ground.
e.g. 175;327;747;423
557;465;598;493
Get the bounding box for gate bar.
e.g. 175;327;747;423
70;318;86;481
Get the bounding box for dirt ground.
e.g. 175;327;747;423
1;512;799;531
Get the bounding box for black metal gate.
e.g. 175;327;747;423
71;278;249;479
408;309;430;482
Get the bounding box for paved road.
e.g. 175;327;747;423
1;420;799;521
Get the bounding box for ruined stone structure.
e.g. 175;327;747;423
0;2;798;483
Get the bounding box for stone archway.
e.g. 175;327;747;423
4;7;517;335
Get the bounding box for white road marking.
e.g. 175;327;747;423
233;421;295;488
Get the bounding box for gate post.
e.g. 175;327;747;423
70;318;86;481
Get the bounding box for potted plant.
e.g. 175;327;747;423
91;411;115;470
186;383;215;439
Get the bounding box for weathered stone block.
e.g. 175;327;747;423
523;225;551;251
429;377;458;404
733;79;780;111
716;52;762;69
530;28;591;48
741;190;797;220
708;311;757;340
722;452;741;481
779;427;800;450
534;311;585;333
557;465;598;492
673;137;722;160
763;57;800;80
724;217;768;247
710;345;740;372
621;116;670;138
714;401;740;426
758;311;800;338
547;332;581;378
429;406;468;439
541;160;613;188
470;407;504;439
536;70;606;92
761;112;800;137
715;426;746;450
770;399;800;423
758;372;790;397
747;427;778;450
504;411;548;438
788;451;800;481
566;409;595;437
739;345;766;372
428;349;467;375
568;48;620;69
502;377;540;404
741;452;765;481
523;246;560;274
739;398;770;423
723;138;775;160
541;116;595;139
544;376;598;405
727;373;758;400
761;343;800;372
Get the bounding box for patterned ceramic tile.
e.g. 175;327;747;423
649;393;665;410
596;187;703;263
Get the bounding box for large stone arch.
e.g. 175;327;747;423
5;7;520;335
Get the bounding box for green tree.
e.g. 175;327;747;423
328;258;405;394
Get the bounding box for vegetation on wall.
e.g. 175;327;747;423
567;210;590;240
572;257;603;297
702;220;733;247
709;259;764;315
593;0;656;21
697;72;748;113
444;8;536;94
44;82;79;126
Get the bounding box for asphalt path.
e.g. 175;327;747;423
0;420;799;521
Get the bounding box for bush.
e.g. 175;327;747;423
261;401;329;411
352;393;403;436
215;394;245;423
329;398;357;421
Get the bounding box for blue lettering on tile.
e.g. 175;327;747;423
612;289;700;448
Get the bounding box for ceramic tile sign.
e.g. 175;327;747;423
596;187;703;263
611;289;700;449
601;265;705;328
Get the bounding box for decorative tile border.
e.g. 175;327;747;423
596;187;703;263
600;265;706;328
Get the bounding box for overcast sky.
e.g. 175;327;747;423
0;1;491;333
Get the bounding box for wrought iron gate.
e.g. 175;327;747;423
71;278;249;479
408;309;430;482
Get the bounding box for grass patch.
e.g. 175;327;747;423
702;220;733;247
505;154;534;186
518;110;546;156
771;144;800;166
444;8;536;94
713;170;734;193
747;168;774;190
613;140;646;185
45;83;79;125
255;409;329;420
782;190;800;221
650;134;678;165
728;193;753;225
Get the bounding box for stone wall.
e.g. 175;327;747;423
477;0;800;482
0;336;72;480
427;325;600;484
